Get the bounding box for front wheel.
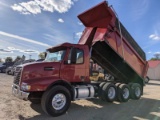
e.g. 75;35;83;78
41;85;71;117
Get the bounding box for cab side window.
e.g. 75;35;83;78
76;49;84;64
68;48;84;64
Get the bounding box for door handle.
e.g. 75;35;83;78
44;67;55;71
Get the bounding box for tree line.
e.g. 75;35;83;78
150;53;160;60
0;52;46;63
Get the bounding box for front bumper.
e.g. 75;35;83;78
12;84;29;100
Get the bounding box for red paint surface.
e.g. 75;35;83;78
60;45;90;83
21;62;60;91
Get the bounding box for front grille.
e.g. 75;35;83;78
13;68;22;85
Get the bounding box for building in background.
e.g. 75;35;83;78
146;60;160;82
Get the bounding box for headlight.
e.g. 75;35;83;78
21;82;31;91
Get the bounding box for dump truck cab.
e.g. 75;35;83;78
12;43;90;95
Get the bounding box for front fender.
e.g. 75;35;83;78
21;78;61;91
22;78;72;92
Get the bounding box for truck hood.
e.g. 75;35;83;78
20;61;61;82
17;61;40;68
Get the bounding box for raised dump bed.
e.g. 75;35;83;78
78;1;148;87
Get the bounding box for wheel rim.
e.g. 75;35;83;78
135;87;141;97
123;88;129;99
108;87;116;99
52;93;66;110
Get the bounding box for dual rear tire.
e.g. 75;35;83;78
129;83;142;100
99;82;142;102
117;84;130;102
99;82;117;102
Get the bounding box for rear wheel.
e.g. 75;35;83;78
117;84;130;102
98;82;107;100
130;83;142;100
101;83;117;102
115;83;121;87
41;85;71;117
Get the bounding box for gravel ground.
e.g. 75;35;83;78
0;73;160;120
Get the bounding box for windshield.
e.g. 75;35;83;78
45;50;66;62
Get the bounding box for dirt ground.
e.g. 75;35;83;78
0;73;160;120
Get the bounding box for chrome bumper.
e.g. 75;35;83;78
12;84;29;100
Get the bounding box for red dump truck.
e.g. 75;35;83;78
12;1;148;117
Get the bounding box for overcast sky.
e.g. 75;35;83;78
0;0;160;60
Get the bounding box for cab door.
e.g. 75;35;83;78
60;47;88;83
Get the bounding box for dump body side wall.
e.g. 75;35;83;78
91;41;144;86
79;27;147;78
